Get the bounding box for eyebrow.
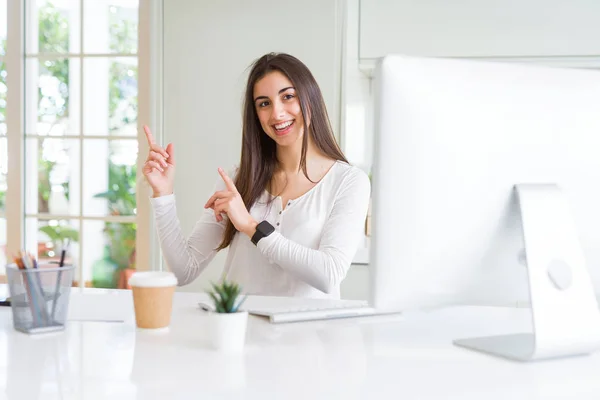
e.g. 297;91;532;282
254;86;295;103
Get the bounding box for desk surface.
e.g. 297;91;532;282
1;287;600;400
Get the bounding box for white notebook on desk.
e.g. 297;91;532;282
68;291;131;323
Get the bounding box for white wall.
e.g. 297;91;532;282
359;0;600;59
162;0;347;294
350;0;600;176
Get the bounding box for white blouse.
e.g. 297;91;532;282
150;161;371;299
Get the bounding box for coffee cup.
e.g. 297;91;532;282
129;271;177;329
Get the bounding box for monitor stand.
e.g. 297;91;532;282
454;184;600;361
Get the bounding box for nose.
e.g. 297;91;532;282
271;99;285;121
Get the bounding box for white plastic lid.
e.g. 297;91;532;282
128;271;177;288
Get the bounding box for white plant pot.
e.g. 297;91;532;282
206;311;248;352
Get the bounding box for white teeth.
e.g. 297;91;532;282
275;121;293;130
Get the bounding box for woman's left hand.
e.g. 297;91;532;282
204;168;258;237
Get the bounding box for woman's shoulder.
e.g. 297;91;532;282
332;160;370;182
329;161;371;193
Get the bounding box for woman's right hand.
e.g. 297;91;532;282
142;125;176;198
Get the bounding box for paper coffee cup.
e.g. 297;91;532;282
129;272;177;329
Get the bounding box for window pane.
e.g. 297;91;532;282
83;0;138;54
82;220;136;289
0;218;6;279
0;15;4;275
0;0;6;56
83;57;137;135
26;0;81;54
0;137;6;214
25;58;81;135
83;139;137;217
0;138;4;281
25;217;80;281
25;138;81;215
0;66;6;136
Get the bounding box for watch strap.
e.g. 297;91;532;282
251;221;275;245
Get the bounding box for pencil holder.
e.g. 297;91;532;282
6;263;75;334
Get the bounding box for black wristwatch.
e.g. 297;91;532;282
251;221;275;245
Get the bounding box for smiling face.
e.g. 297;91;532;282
253;70;306;148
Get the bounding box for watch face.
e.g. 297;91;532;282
252;221;274;245
259;221;275;235
257;222;266;234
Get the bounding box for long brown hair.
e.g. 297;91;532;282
217;53;348;250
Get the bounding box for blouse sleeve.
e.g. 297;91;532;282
256;168;371;294
150;178;228;286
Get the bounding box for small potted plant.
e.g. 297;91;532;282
206;280;248;352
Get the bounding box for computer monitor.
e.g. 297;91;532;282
370;55;600;361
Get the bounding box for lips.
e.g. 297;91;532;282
273;120;294;136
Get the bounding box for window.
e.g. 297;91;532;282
2;0;150;288
0;0;7;278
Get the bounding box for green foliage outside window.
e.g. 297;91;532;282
104;7;138;281
1;3;139;285
93;163;137;270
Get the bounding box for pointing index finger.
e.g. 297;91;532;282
218;168;238;193
144;125;169;159
143;125;155;146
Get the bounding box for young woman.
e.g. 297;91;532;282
143;53;370;299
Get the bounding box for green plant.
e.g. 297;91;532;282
38;153;56;213
93;163;136;216
39;224;79;243
93;163;137;270
38;223;79;258
208;281;247;313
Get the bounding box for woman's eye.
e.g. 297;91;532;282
283;94;295;100
258;101;270;108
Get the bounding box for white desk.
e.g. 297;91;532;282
1;287;600;400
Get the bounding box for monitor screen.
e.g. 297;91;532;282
370;55;600;311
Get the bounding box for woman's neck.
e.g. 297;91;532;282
276;136;320;175
276;148;302;175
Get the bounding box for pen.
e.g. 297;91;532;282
50;239;70;322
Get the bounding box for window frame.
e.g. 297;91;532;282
4;0;156;286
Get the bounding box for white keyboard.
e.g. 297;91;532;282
198;300;401;324
246;304;381;324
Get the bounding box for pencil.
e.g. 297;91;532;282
14;253;40;327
